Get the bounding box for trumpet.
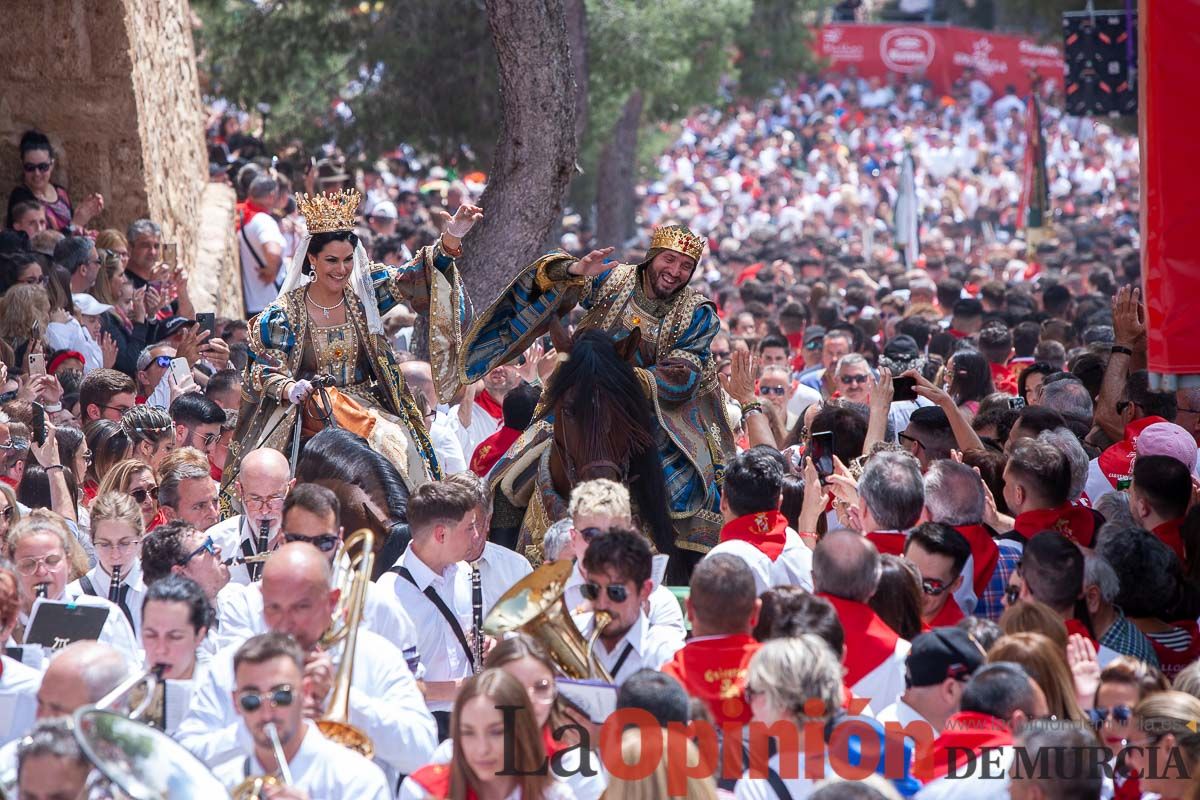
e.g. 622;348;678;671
231;722;291;800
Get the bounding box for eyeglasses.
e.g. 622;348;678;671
182;535;217;565
236;685;295;713
94;538;141;553
758;385;787;396
22;161;52;173
241;492;287;510
527;678;556;705
839;374;870;385
16;553;65;575
580;582;629;603
282;533;340;553
0;506;12;521
189;430;221;447
898;432;925;452
572;527;604;544
922;578;950;596
1004;584;1021;606
129;486;159;505
1088;705;1134;726
102;404;135;415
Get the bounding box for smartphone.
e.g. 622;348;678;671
30;320;41;345
810;431;835;483
892;376;918;403
169;357;191;385
1008;396;1027;411
163;243;178;269
197;312;216;339
27;352;46;377
31;402;46;447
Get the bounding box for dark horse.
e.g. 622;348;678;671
494;324;687;583
296;427;411;579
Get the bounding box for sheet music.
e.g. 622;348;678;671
557;678;619;725
651;554;669;589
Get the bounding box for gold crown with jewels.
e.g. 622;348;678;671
295;189;361;234
649;224;705;262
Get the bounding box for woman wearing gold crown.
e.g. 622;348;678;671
222;189;481;493
459;224;736;565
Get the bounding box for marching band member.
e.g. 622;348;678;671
66;491;147;636
15;719;92;800
4;510;139;665
212;632;391;800
443;472;532;610
400;669;572;800
177;542;437;779
140;575;212;734
221;483;421;671
0;564;38;747
206;447;293;585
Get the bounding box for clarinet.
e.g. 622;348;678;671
253;519;270;581
108;564;122;605
34;583;48;598
470;561;484;674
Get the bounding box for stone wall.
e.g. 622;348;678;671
0;0;208;292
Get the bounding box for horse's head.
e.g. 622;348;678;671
541;322;650;483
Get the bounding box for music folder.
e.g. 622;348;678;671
24;598;108;650
557;678;619;725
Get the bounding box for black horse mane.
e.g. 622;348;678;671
539;328;675;559
297;427;410;524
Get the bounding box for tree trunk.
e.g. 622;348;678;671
461;0;577;305
542;0;589;252
594;89;644;249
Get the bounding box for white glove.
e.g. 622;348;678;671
445;204;482;239
286;379;314;405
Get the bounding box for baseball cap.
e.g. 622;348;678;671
1137;421;1199;473
72;294;113;316
370;201;399;220
803;326;827;350
160;316;197;338
905;628;986;688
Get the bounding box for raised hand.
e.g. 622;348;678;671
569;247;616;278
100;332;118;369
719;349;759;406
1112;284;1146;346
445;203;484;239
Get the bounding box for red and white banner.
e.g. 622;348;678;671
814;24;1064;97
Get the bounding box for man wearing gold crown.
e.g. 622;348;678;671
460;224;735;564
222;189;481;499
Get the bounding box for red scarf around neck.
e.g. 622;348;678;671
818;593;901;688
1096;416;1168;490
1012;503;1096;547
661;634;761;726
866;530;907;556
719;510;789;560
236;199;273;231
475;388;504;422
409;725;564;800
1153;518;1187;563
953;524;1000;597
470;426;522;477
925;712;1013;782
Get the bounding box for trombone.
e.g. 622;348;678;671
230;722;290;800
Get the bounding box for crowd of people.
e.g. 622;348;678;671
0;61;1192;800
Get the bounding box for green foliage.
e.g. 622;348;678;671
735;0;823;98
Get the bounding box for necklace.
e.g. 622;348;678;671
305;288;345;319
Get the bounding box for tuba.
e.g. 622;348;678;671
483;560;613;682
314;528;375;759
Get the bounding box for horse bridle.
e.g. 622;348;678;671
552;436;628;484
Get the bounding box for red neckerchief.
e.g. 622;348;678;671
146;507;168;532
953;524;999;597
236;199;273;232
785;332;805;352
719;511;788;560
661;634;761;727
735;262;764;286
926;712;1013;782
866;530;907;556
475;389;504;422
0;476;15;489
948;328;970;340
543;724;567;757
1012;503;1096;547
471;426;522;477
1065;618;1097;649
924;599;965;631
1153;518;1187;563
989;362;1017;394
409;764;471;800
817;593;902;687
1097;416;1168;489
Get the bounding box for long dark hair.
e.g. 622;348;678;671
304;231;359;275
538;328;674;561
949;351;995;406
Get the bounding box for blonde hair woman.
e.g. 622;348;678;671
605;727;718;800
0;283;50;355
66;492;146;636
91;248;125;307
97;458;163;531
1127;691;1200;800
93;229;129;269
998;599;1069;650
987;632;1086;722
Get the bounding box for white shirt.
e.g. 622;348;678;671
18;591;140;668
177;630;437;777
563;561;687;636
213;721;391;800
477;541;533;611
400;774;576;800
571;611;684;685
875;696;931;730
429;411;468;475
65;559;147;637
426;736;606;800
1083;457;1116;506
46;317;103;375
205;515;280;586
851;637;912;717
239;212;286;314
220;578;422;677
204;581;250;659
734;751;821;800
0;655;39;746
375;545;475;712
449;401;502;462
703;531;814;596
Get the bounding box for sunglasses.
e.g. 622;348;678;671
282;532;340;553
922;578;949;596
759;385;787;396
898;432;925;451
580;582;629;603
1005;584;1021;606
182;535;217;565
839;374;870;385
237;685;295;713
130;486;159;504
573;527;604;544
1088;705;1134;726
22;161;52;173
152;355;173;369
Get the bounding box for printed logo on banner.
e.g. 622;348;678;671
823;26;865;62
880;28;936;72
953;36;1009;77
